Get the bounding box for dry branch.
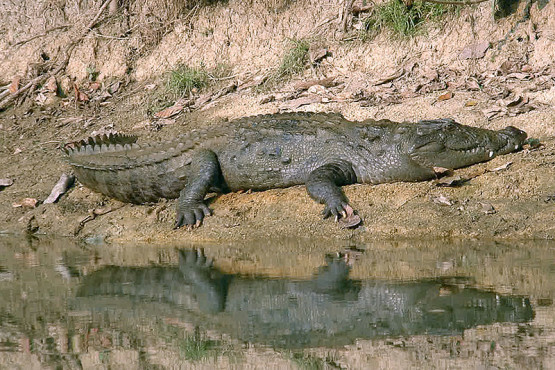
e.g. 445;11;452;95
0;0;112;111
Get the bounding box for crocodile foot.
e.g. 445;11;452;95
322;203;361;229
174;202;212;229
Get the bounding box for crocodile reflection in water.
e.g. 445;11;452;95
77;249;534;348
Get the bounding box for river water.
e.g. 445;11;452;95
0;235;553;369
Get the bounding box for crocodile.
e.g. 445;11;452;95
64;112;527;228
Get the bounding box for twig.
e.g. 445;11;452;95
0;0;112;111
12;25;71;47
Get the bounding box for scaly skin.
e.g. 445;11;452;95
65;112;527;228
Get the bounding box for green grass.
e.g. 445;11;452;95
166;64;210;98
277;38;310;78
362;0;453;38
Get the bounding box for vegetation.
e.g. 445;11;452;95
362;0;454;38
277;38;310;78
166;64;210;98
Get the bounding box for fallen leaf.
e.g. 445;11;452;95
422;68;439;81
503;95;523;107
374;69;404;85
73;84;89;102
437;91;453;101
45;76;58;92
465;79;481;90
35;92;47;105
89;82;101;90
279;96;321;110
294;77;337;91
482;107;505;119
433;167;453;177
490;162;512;172
480;202;496;214
238;74;269;90
309;48;330;64
158;118;176;126
108;81;120;94
521;65;532;72
13;198;38;208
0;178;14;188
435;175;469;187
459;41;490;60
259;95;276;104
432;195;453;206
506;72;531;80
9;76;21;94
465;100;478;107
154;104;183;119
43;173;75;204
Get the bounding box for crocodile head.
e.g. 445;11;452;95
409;119;527;169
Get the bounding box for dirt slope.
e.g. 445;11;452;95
0;0;554;243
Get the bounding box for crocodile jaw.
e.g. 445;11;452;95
409;124;527;169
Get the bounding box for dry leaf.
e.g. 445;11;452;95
435;175;469;187
433;167;453;176
279;96;321;110
465;100;478;107
0;178;14;188
459;41;490;60
309;48;330;64
432;195;453;206
155;104;183;119
506;72;531;80
437;91;453;101
35;92;47;105
108;82;120;94
9;76;21;94
45;76;57;92
374;69;404;85
480;202;496;214
294;77;337;91
259;95;276;104
89;82;101;90
490;162;512;172
13;198;38;208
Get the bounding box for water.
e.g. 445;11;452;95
0;236;553;369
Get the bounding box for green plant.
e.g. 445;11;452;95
362;0;453;38
166;64;209;98
290;352;324;370
277;38;310;78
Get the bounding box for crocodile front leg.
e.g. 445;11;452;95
305;160;361;228
175;149;222;229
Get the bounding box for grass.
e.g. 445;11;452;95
362;0;454;38
260;38;311;90
277;38;310;78
166;64;210;98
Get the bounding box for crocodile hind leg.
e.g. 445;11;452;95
305;160;361;228
175;149;222;229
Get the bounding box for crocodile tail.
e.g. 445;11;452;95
63;133;138;155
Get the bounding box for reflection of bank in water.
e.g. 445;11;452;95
75;249;534;348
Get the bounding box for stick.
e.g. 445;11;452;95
12;25;70;47
0;0;112;111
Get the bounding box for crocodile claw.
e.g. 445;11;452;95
174;202;212;229
322;203;361;228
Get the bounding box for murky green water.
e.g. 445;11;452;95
0;236;553;369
